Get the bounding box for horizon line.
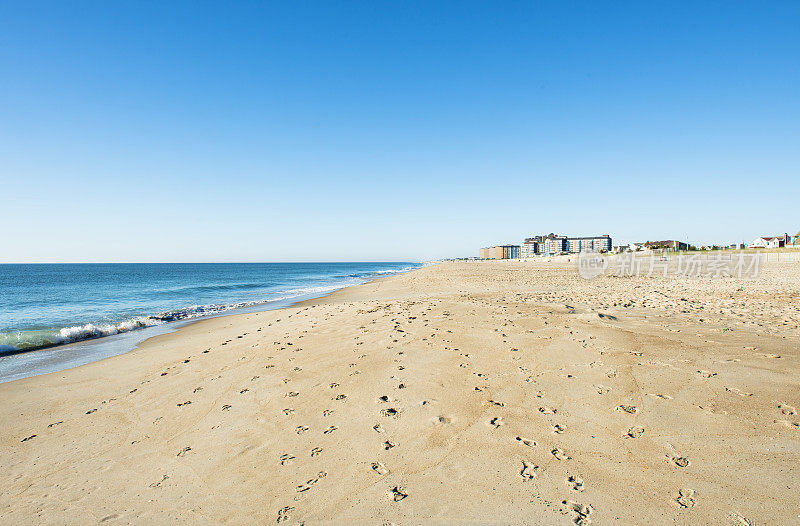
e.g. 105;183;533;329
0;260;427;265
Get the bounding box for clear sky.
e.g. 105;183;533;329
2;1;798;262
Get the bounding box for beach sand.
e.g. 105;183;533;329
1;260;798;524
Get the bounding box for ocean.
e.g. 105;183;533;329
0;262;420;382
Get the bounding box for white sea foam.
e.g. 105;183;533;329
56;318;163;344
1;264;423;353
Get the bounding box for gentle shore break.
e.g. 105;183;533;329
1;260;798;524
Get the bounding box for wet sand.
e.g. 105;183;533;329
1;260;798;524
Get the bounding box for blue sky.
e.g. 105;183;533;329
2;1;798;262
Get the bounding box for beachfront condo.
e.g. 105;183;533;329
521;233;612;256
480;245;521;259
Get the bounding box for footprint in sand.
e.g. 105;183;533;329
539;406;557;415
488;417;504;429
519;460;539;480
389;486;408;502
778;403;797;415
696;370;717;379
21;435;36;442
775;419;799;429
373;424;384;433
280;454;295;465
675;488;696;508
553;424;566;434
515;436;535;447
616;404;638;414
323;425;337;434
383;440;396;450
552;448;571;460
177;446;192;457
625;426;645;439
381;408;401;418
646;393;673;400
311;447;323;457
276;506;294;523
296;425;309;435
283;408;295;415
567;474;584;491
562;500;593;525
672;456;690;468
372;461;389;475
725;387;753;397
296;471;327;492
149;474;169;488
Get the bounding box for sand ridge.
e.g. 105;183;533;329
1;260;798;524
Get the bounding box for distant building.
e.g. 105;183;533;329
521;235;548;257
520;239;539;258
544;235;568;255
644;240;689;251
567;235;612;253
520;233;612;256
750;234;790;249
480;245;520;259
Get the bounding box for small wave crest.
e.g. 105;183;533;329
158;282;275;294
0;264;423;354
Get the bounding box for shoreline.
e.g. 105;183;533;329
1;260;797;524
0;265;428;384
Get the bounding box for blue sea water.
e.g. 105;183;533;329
0;262;420;381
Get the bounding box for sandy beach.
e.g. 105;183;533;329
1;260;798;525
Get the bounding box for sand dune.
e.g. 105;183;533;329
1;260;798;524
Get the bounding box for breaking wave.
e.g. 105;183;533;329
0;264;427;355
